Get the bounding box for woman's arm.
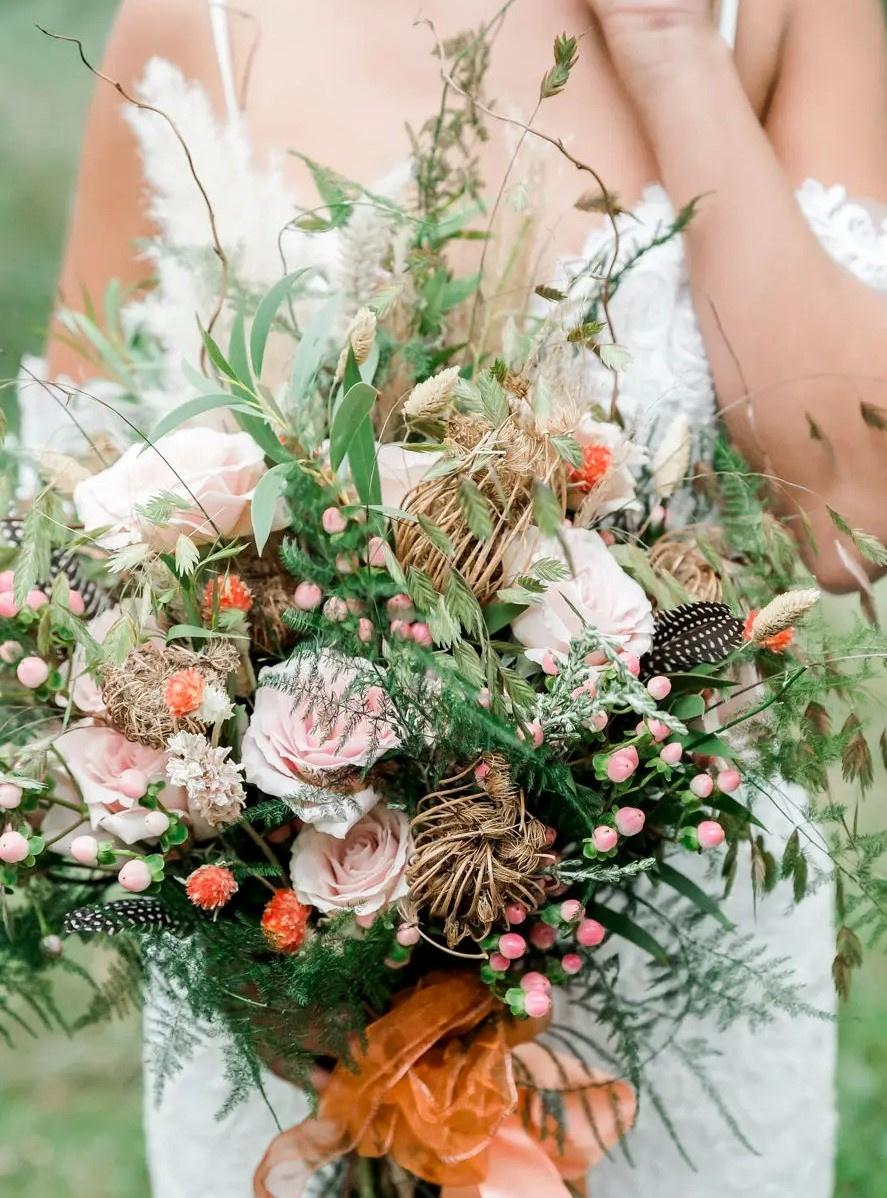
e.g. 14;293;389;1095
46;0;222;382
592;0;887;590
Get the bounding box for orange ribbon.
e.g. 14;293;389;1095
253;974;635;1198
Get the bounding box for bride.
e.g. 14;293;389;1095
37;1;887;1195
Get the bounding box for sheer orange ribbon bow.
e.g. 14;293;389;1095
253;973;636;1198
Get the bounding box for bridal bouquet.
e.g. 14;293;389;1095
3;23;886;1198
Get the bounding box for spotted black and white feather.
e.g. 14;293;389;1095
2;517;105;617
64;898;180;937
644;601;744;676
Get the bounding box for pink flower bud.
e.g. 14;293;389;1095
396;924;420;947
16;657;49;689
489;952;511;972
614;807;645;837
519;721;545;749
606;746;639;784
335;553;356;574
697;820;726;850
0;570;14;590
366;536;387;568
323;597;348;622
118;859;153;892
690;773;714;799
25;589;49;611
70;835;99;866
529;922;557;951
67;590;86;616
660;742;683;766
321;507;347;535
646;675;672;701
592;825;618;853
586;649;607;668
622;653;641;677
717;768;741;794
498;932;527;961
0;783;22;810
118;769;148;801
355;912;376;929
410;622;433;648
0;595;20;619
0;640;23;664
477;688;491;709
576;918;606;948
561;953;584;975
541;652;559;676
474;763;491;783
647;719;671;743
357;618;374;644
559;899;583;923
590;711;608;732
143;811;170;837
294;582;323;610
0;830;30;864
386;593;414;616
520;971;552;994
523;989;553;1019
505;902;527;926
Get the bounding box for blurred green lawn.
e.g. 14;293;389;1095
0;3;884;1194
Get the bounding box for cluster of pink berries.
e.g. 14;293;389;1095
384;920;421;970
0;570;90;692
67;831;166;891
0;827;43;868
481;899;607;1018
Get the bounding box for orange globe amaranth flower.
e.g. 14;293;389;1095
261;888;311;953
202;574;254;621
185;864;239;911
164;667;206;717
569;442;613;494
742;611;794;653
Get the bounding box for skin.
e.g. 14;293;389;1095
47;0;887;589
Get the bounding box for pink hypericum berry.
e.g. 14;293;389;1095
366;537;387;568
386;593;413;616
606;746;639;784
622;653;641;677
498;932;527;961
523;989;553;1019
489;952;511;972
396;924;420;948
477;688;491;709
647;719;671;743
614;807;646;837
505;901;527;926
0;640;22;664
646;675;672;701
323;597;348;622
294;582;323;610
529;923;557;951
576;918;606;948
118;769;149;801
559;899;583;923
592;825;619;853
0;571;14;590
0;830;30;864
590;712;608;732
335;553;356;575
0;595;20;619
118;859;153;892
67;590;86;616
520;971;552;994
690;773;714;799
321;507;347;535
355;912;376;929
16;657;49;689
70;835;100;866
660;742;684;766
25;589;49;611
357;618;374;644
541;652;559;676
519;721;545;749
543;825;557;848
410;622;433;648
143;811;171;837
697;820;726;849
561;953;584;975
717;768;742;793
0;784;22;810
586;649;607;668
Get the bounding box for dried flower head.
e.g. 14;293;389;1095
201;575;254;621
403;366;461;420
747;588;821;648
185;864;238;911
166;731;246;829
261;889;311;953
651;414;692;501
164;668;206;718
335;306;377;381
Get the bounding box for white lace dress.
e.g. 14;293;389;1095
59;28;886;1198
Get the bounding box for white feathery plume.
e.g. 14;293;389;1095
335;307;377;382
403;366;461;420
749;588;821;643
651;414;691;501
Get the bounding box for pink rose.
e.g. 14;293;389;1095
73;427;285;550
505;527;653;666
242;654;400;836
67;605;163;715
375;444;441;510
53;722;187;845
290;804;411;915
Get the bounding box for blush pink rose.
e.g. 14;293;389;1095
375;444;441;510
73;427;285;550
67;605;163;715
242;654;400;836
53;722;187;845
505;527;654;666
290;804;411;915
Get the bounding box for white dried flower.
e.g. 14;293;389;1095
651;414;691;501
403;366;461;420
197;684;235;725
335;306;377;381
750;588;821;644
166;730;246;830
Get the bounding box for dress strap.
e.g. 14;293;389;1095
718;0;740;48
208;1;239;122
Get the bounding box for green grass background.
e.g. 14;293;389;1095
0;2;884;1194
